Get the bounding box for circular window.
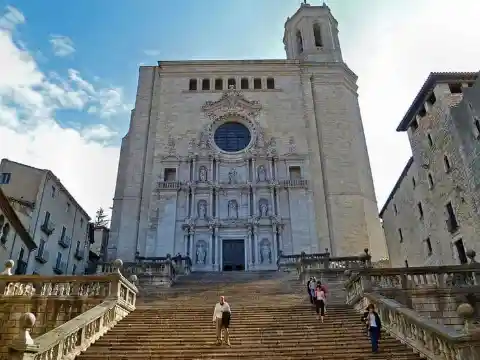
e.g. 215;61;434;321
214;122;251;153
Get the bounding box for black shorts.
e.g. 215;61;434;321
315;299;325;316
222;312;231;328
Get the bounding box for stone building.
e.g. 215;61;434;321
0;187;36;274
108;2;386;271
380;72;480;267
0;159;92;275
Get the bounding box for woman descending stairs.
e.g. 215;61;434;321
77;272;422;359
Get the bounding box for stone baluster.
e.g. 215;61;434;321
8;313;39;360
1;259;14;275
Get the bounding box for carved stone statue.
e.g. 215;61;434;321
228;200;238;218
257;165;267;182
197;200;207;218
259;200;268;217
228;168;238;184
260;239;272;264
196;241;207;265
199;166;207;182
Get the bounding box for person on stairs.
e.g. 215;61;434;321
314;283;326;322
213;295;231;346
306;277;313;303
308;277;316;305
366;304;382;353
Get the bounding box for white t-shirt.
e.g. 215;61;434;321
213;302;231;321
369;313;377;327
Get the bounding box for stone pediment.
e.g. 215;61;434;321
202;86;262;120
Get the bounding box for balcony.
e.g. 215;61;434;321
40;220;55;236
53;261;66;274
74;248;85;260
58;235;71;248
15;259;28;275
35;248;50;264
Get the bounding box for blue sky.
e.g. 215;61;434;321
0;0;479;219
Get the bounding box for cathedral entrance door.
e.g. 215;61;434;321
222;239;245;271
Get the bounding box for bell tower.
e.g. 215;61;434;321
283;2;343;63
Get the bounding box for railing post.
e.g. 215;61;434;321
8;313;39;360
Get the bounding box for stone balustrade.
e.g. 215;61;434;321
1;259;138;360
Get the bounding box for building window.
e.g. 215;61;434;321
473;117;480;139
425;237;433;256
44;211;51;226
446;202;459;234
214;122;251;153
66;202;71;213
313;23;323;47
51;185;56;198
253;78;262;90
398;228;403;243
443;155;451;173
164;168;177;181
72;264;77;275
266;77;275;90
240;78;249;90
214;78;223;90
454;239;468;264
410;118;418;131
426;92;436;106
418;106;427;117
0;172;11;184
188;79;197;91
55;252;62;267
427;133;433;147
417;202;424;220
427;173;434;189
201;79;210;91
412;177;416;188
288;166;302;180
448;83;463;94
393;204;398;215
227;78;236;89
80;218;84;228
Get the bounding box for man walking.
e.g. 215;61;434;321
213;295;231;346
366;304;382;353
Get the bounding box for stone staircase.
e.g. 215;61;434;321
77;271;422;359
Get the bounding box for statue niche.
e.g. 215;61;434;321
228;167;238;184
195;240;208;265
258;198;269;217
198;166;208;182
227;200;239;218
257;165;267;182
260;238;272;264
197;200;207;219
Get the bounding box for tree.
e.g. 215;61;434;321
94;207;109;227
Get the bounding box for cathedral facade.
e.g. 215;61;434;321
108;3;387;271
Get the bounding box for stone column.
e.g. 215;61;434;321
190;187;196;217
189;229;195;261
277;225;284;256
271;225;278;264
269;185;275;215
215;227;220;271
209;156;214;182
253;227;259;268
192;158;197;182
209;186;214;217
184;229;190;256
252;186;257;217
246;228;252;269
268;157;273;180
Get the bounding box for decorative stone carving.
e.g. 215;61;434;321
259;198;269;217
195;240;208;265
202;87;262;120
228;200;239;218
267;137;277;156
228;168;238;184
257;165;267;182
256;128;266;149
199;166;208;182
197;200;207;219
166;135;176;155
288;136;297;155
260;238;272;264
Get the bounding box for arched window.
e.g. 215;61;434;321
296;30;303;53
313;23;323;47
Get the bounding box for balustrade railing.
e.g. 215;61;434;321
344;257;480;359
3;258;138;360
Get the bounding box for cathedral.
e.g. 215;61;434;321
108;2;387;271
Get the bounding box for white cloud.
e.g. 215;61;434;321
0;6;131;218
49;34;75;57
339;0;480;208
144;49;160;57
